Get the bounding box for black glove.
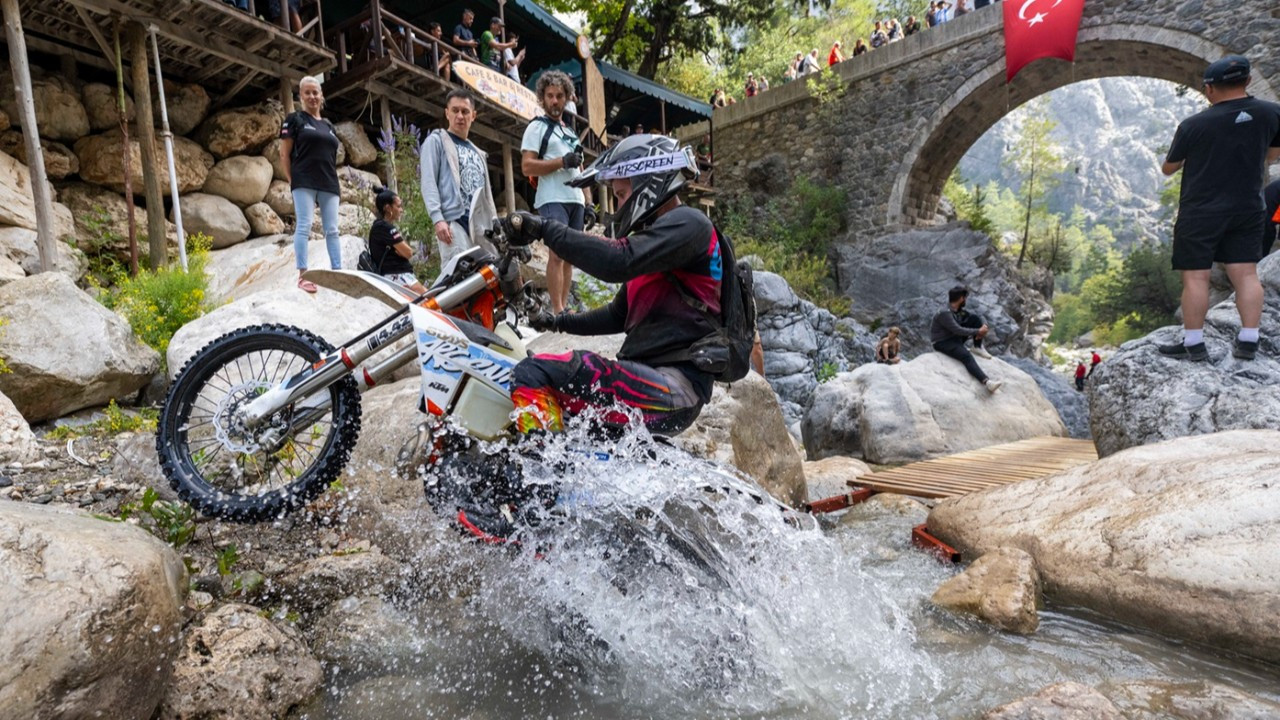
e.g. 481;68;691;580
562;151;583;170
502;211;544;246
528;310;560;333
583;204;598;228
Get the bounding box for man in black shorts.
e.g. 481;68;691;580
1160;54;1280;362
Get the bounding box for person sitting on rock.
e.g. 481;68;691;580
930;286;1001;393
368;187;427;294
875;326;901;364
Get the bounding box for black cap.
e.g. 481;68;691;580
1204;55;1249;85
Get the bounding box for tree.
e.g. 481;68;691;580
1009;106;1067;268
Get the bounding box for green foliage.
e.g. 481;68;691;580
47;399;158;440
1047;292;1090;344
943;170;996;237
816;361;838;383
576;275;620;310
1050;241;1180;345
0;317;10;375
99;234;215;359
80;206;127;285
379;120;441;285
1009;104;1069;268
719;176;850;314
119;487;197;549
215;544;240;576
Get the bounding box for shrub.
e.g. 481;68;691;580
47;399;158;440
101;234;215;359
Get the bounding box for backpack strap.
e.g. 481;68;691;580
537;116;557;159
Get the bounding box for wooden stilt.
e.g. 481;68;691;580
1;0;57;273
129;23;166;268
501;141;515;214
280;78;294;114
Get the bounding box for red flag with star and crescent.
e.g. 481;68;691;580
1003;0;1087;82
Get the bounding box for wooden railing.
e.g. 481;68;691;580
226;0;325;48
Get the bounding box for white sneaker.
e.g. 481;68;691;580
971;346;993;359
984;379;1003;394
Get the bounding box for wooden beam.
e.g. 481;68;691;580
63;0;304;80
501;141;515;213
196;35;272;83
129;22;166;268
72;3;130;88
2;0;57;271
23;34;115;73
365;79;512;144
215;68;259;107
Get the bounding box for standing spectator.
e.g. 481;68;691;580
265;0;302;33
758;74;769;92
479;16;515;70
875;327;902;364
1088;349;1101;377
800;48;821;75
869;21;888;49
887;19;903;42
1074;361;1086;392
1263;178;1280;258
904;15;922;35
522;70;592;314
424;22;453;80
828;41;844;66
926;1;940;27
452;9;479;60
936;1;954;23
852;38;868;56
710;88;728;107
744;72;758;98
368;187;427;294
503;29;526;83
421;89;498;265
634;123;646;135
279;76;341;294
931;286;1002;393
695;133;712;172
975;0;993;7
955;0;972;17
784;52;802;83
1159;55;1280;362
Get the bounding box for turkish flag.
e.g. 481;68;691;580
1004;0;1087;82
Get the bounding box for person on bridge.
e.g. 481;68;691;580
1159;54;1280;362
931;286;1002;393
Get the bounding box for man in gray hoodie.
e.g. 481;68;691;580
420;89;497;265
930;285;1001;393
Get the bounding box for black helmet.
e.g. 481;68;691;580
570;134;698;237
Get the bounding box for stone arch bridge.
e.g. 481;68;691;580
705;0;1280;237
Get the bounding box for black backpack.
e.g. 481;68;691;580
665;226;757;383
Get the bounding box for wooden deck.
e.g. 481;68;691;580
854;436;1098;499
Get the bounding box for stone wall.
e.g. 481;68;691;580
708;1;1280;237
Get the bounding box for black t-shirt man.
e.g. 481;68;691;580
280;111;340;194
1166;96;1280;218
368;218;413;275
454;22;477;59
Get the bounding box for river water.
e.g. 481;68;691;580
295;432;1280;719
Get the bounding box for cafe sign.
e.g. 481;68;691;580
452;61;540;121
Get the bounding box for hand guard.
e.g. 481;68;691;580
502;211;544;246
528;310;560;333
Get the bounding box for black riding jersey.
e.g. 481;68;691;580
280;111;341;195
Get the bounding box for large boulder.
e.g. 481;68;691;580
74;129;213;195
0;149;56;230
0;75;90;141
0;131;78;180
176;192;250;249
0;502;186;719
201;233;364;303
931;546;1041;634
334;121;378;167
0;223;88;280
676;371;807;507
982;682;1121;720
81;82;133;131
1005;356;1090;439
338;165;381;209
158;603;322;720
836;223;1054;358
927;429;1280;664
155;81;210;136
1088;253;1280;457
803;455;871;501
1099;678;1280;719
0;388;39;463
244;202;285;236
803;353;1067;463
195;102;284;159
58;182;177;260
753;270;877;425
0;273;160;422
265;178;294;217
200;155;273;207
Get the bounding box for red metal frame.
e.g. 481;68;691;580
802;487;878;514
911;525;961;564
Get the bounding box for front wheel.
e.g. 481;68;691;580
156;324;361;521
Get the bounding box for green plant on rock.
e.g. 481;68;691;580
816;361;839;384
100;233;216;359
0;317;11;375
378;118;441;284
47;399;158;440
119;487;197;549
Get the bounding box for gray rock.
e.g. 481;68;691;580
0;149;55;230
0;502;186;720
59;182;178;261
0;131;78;179
1100;679;1280;720
176;192;251;249
0;75;89;141
0;388;40;464
201;233;366;303
158;603;322;720
74;129;213;195
1005;356;1090;439
260;548;403;615
1088;253;1280;457
803;352;1066;463
201;155;273;207
308;595;424;667
110;431;175;500
928;430;1280;665
338;165;382;209
0;273;160;423
264;178;295;218
803;455;871;501
156;81;210;136
982;682;1121;720
932;546;1042;634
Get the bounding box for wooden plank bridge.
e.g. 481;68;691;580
853;436;1098;499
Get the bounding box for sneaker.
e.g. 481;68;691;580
1233;339;1258;360
1157;341;1208;362
984;379;1003;393
971;346;993;359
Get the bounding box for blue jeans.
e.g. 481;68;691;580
291;188;341;270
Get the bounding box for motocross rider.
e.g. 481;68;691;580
501;134;720;437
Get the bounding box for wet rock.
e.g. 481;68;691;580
74;128;213;195
1088;252;1280;457
156;81;210;136
0;388;39;464
1099;678;1280;719
803;353;1066;463
803;456;872;501
927;429;1280;664
201;155;273;207
308;595;422;666
335;121;378;167
176;192;250;249
244;202;285;237
260;547;403;615
0;75;89;141
932;546;1041;634
0;149;55;230
838;492;929;526
0;131;78;179
982;682;1121;719
195;102;284;159
0;273;160;423
81;82;133;131
677;371;807;507
158;603;322;720
0;502;186;720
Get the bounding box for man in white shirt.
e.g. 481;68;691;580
503;29;525;82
